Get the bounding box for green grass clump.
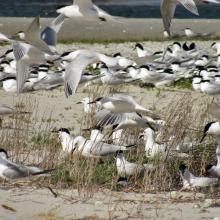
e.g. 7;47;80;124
171;78;192;89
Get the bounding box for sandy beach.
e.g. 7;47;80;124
0;38;219;219
0;17;220;41
1;187;220;220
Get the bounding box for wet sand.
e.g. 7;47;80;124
0;17;220;41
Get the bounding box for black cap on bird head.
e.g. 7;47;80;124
173;42;181;47
56;5;67;10
205;164;214;173
211;42;216;47
113;53;122;58
140;65;150;70
61;51;72;57
179;164;187;175
200;121;216;143
135;43;144;50
115;150;123;156
0;148;9;159
56;128;70;134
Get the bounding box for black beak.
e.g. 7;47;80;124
200;133;207;143
82;128;91;132
139;134;144;139
76;101;82;104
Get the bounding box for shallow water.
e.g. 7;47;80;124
0;0;219;18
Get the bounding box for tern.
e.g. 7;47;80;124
62;50;117;97
142;128;167;158
179;164;218;189
90;94;153;114
160;0;220;36
135;43;153;58
201;102;220;142
53;128;75;153
57;0;118;22
0;103;30;115
206;138;220;178
41;14;67;49
0;149;54;180
184;28;214;38
200;80;220;96
116;150;155;178
70;135;134;158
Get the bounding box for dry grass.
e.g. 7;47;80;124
0;86;218;199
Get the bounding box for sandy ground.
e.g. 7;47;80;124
0;187;220;220
0;17;220;41
0;41;218;219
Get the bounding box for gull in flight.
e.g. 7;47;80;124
161;0;220;36
0;149;54;180
63;50;118;97
11;16;57;93
57;0;119;22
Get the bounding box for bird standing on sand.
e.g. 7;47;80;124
0;149;54;180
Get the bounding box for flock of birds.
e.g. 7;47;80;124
0;0;220;190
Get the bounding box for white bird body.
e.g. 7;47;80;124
57;0;115;21
143;128;167;158
0;149;52;180
200;80;220;95
95;95;151;113
116;151;153;177
206;142;220;178
90;129;106;142
72;135;131;158
179;164;218;188
58;130;75;153
192;76;202;91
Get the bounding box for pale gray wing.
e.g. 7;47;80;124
112;94;136;104
90;142;123;156
41;14;66;47
96;110;141;127
13;42;26;61
16;60;30;93
96;109;123;126
160;0;178;35
177;0;199;15
64;54;98;97
0;103;15;115
13;42;31;93
74;0;94;7
208;102;220;121
25;16;54;55
0;32;10;42
2;160;30;179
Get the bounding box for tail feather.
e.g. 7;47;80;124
32;168;56;176
121;144;136;151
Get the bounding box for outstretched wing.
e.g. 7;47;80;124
41;14;66;47
64;53;99;97
160;0;178;35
